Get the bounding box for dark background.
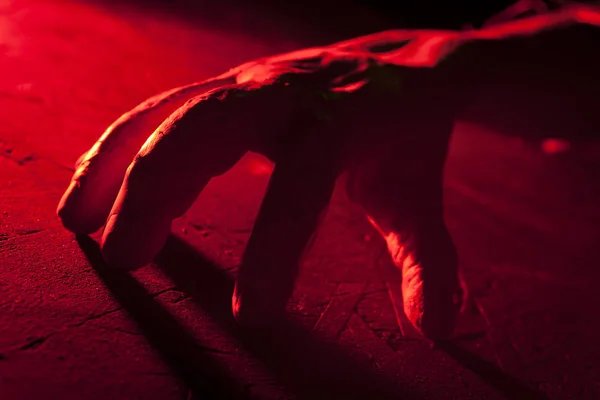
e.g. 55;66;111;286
96;0;599;46
125;0;567;29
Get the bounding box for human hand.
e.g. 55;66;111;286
57;4;600;341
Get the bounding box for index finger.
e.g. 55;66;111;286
57;75;236;234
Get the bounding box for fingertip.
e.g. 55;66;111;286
100;212;171;271
404;298;458;342
57;180;104;235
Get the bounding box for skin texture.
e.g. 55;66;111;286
57;4;600;341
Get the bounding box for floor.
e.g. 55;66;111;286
1;1;599;399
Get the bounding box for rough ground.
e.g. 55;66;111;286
1;1;600;399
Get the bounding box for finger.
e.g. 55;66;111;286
346;106;459;341
334;30;417;53
232;126;341;328
57;74;236;234
100;83;268;270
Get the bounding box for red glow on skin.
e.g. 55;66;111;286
331;80;368;93
467;5;592;39
379;4;600;68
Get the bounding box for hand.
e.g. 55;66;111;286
56;5;599;341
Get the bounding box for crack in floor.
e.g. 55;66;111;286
1;333;56;356
0;150;39;166
71;307;123;328
19;335;52;351
0;138;74;171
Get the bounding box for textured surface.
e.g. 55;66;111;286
1;1;600;399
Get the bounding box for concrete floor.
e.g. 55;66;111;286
1;1;599;399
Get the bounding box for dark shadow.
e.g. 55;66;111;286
153;234;419;400
437;342;550;400
77;233;553;400
75;235;245;400
84;0;397;45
